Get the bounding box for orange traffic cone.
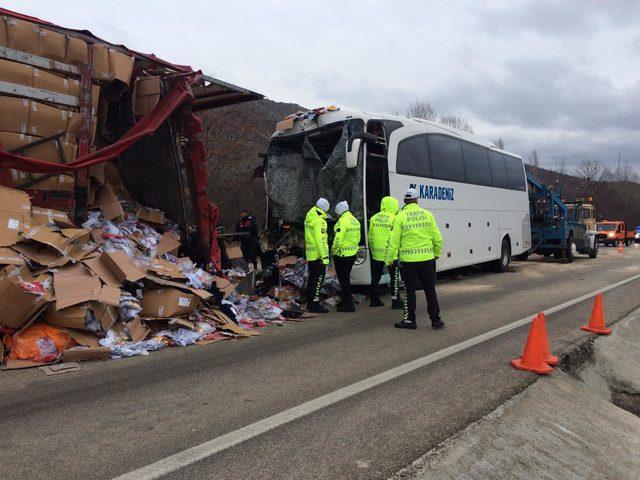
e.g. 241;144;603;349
617;241;624;254
511;313;554;374
537;312;558;366
581;293;612;335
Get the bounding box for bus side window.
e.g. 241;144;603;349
504;155;526;191
428;135;465;183
488;151;508;189
462;142;492;186
397;135;430;177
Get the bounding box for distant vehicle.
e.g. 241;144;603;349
527;174;598;261
265;108;531;284
635;225;640;243
596;221;635;246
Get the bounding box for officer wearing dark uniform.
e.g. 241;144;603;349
236;209;261;270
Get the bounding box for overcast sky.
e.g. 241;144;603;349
6;0;639;170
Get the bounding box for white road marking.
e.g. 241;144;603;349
113;273;640;480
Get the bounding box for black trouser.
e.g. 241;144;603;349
240;240;260;268
400;259;440;323
334;255;356;304
306;260;326;305
369;257;400;302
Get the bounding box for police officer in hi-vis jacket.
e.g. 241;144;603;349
385;188;444;330
304;198;331;313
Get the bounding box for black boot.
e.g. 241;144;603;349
308;302;329;314
431;319;445;329
369;297;384;307
391;299;404;310
394;320;417;330
337;300;356;312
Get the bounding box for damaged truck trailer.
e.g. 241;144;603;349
0;7;262;267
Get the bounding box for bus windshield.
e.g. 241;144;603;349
265;119;364;226
597;224;616;231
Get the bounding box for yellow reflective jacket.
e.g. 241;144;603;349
304;206;329;264
331;210;361;257
385;202;442;263
368;196;399;261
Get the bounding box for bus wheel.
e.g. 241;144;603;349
493;238;511;273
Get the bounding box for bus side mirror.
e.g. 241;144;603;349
346;139;361;169
346;133;379;169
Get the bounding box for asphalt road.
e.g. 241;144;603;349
2;245;640;479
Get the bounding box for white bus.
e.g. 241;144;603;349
265;108;531;285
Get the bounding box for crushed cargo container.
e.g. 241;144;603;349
0;7;263;268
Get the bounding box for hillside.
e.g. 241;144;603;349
200;101;640;231
201;99;304;229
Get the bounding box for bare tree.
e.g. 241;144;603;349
493;137;505;149
575;159;603;181
619;159;640;183
555;158;567;175
440;114;474;133
527;149;539;167
406;100;437;121
600;166;615;182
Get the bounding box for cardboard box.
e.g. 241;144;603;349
91;44;111;81
100;251;146;283
135;204;165;226
212;275;235;298
65;36;88;65
0;15;8;47
82;255;120;287
31;207;75;228
140;288;200;318
225;243;243;259
66;110;83;135
109;49;134;86
0;271;52;329
28;173;75;192
145;274;212;300
29;100;68;137
45;301;117;332
0;185;31;247
5;17;40;55
52;263;120;310
156;232;181;256
97;183;124;221
37;27;66;62
133;76;161;116
0;247;24;266
0;58;33;87
276;117;295;131
62;347;110;362
33;68;69;96
0;96;30;134
21;225;96;261
0;131;32;152
126;317;151;342
67;78;81;99
147;257;185;279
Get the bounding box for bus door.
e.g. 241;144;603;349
364;120;390;221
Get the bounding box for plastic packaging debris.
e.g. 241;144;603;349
82;210;103;229
156;328;202;347
195;322;216;335
5;324;73;363
118;292;142;322
245;297;283;320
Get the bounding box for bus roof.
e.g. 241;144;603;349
272;108;522;158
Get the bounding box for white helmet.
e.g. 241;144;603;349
404;188;419;200
316;198;330;212
334;201;349;216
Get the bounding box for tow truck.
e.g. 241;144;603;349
526;173;598;261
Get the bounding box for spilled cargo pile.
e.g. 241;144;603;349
0;183;333;372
